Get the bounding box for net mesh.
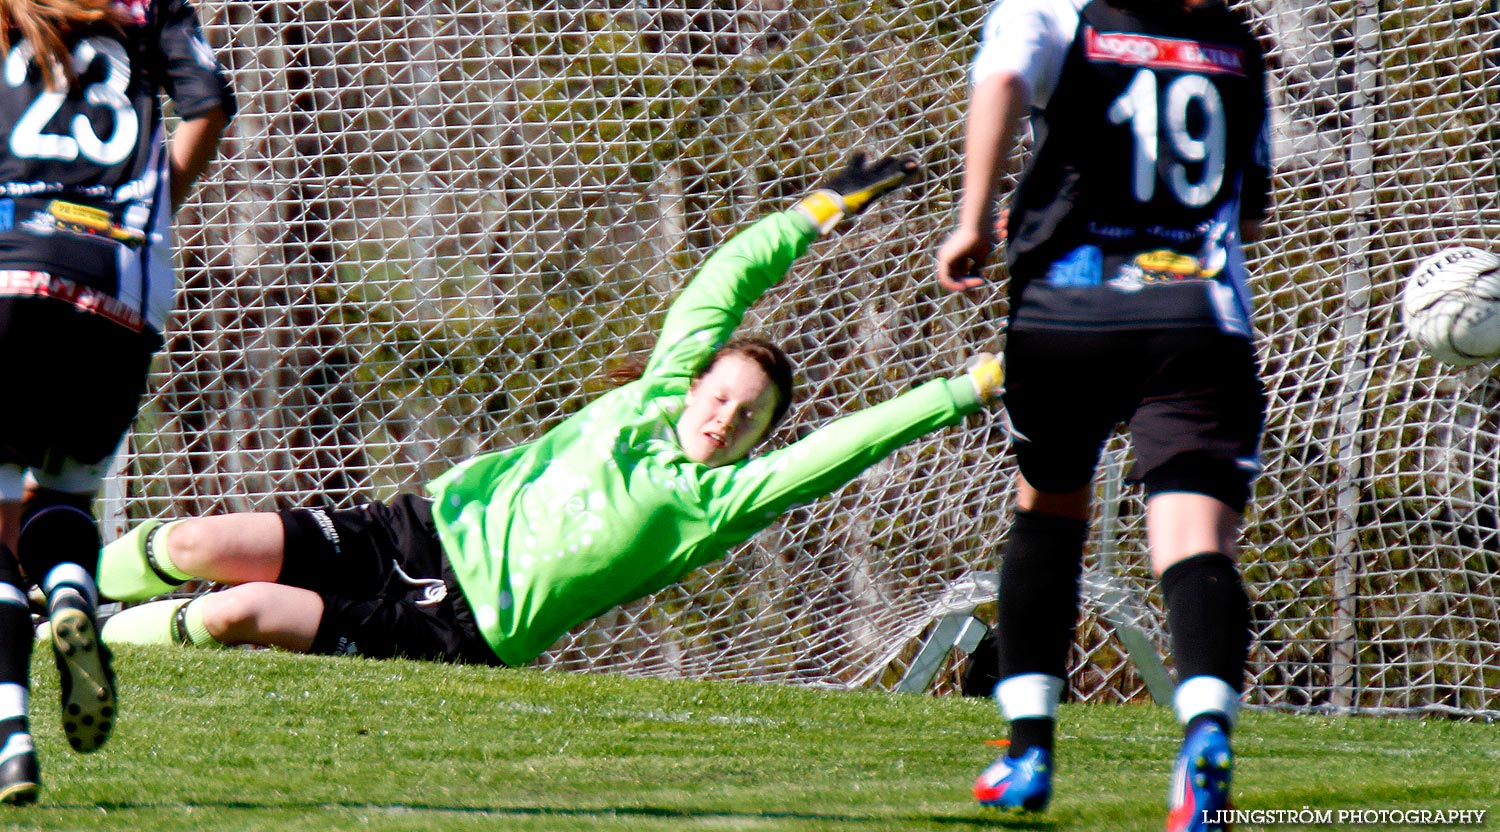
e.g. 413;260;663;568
110;0;1500;716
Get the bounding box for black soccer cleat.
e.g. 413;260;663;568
48;590;117;753
0;731;39;806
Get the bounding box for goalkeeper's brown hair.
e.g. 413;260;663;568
1;0;128;92
607;336;797;437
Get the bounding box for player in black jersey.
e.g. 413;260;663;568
936;1;1270;830
0;0;233;804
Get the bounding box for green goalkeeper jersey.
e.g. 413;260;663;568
427;210;983;666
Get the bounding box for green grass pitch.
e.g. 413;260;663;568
8;645;1498;831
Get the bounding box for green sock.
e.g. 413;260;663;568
99;520;192;602
147;521;194;582
101;597;223;649
178;597;222;648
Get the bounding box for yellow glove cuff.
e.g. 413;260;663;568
966;355;1004;405
792;190;847;235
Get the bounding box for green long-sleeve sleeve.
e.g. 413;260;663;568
644;211;814;380
706;376;980;548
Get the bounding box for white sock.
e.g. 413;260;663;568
0;683;27;724
43;563;98;607
996;673;1065;720
1175;675;1240;727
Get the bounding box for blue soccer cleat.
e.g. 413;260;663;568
1166;721;1233;832
973;745;1051;811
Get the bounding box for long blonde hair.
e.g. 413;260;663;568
0;0;125;91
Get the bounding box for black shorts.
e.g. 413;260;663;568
1001;327;1266;510
0;296;160;470
278;494;501;665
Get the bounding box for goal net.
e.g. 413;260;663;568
113;0;1500;717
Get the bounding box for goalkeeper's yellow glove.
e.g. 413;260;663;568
963;352;1004;406
793;152;920;234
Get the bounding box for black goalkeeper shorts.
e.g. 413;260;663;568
1001;327;1266;510
278;494;502;665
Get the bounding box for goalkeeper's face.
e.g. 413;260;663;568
678;353;782;467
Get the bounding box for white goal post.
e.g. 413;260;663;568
111;0;1500;717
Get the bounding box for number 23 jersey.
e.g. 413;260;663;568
975;0;1271;336
0;0;235;333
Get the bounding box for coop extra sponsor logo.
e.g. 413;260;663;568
1085;28;1246;76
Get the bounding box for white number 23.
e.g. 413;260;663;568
6;38;138;166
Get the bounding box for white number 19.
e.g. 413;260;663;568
1107;69;1226;208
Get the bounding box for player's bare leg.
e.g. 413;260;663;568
102;583;321;653
195;583;321;651
98;513;284;602
1145;494;1239;576
162;514;286;585
1015;476;1090;519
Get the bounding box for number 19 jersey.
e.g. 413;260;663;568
974;0;1270;337
0;0;235;334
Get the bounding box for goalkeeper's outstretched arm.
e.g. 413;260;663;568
645;153;919;380
702;353;1004;548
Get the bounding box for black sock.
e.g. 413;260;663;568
1008;717;1055;758
1160;552;1250;692
996;509;1088;681
0;551;33;701
18;499;101;593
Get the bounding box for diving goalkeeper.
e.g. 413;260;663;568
98;154;1005;667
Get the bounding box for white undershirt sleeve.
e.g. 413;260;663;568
969;0;1086;109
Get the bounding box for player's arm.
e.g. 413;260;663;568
154;0;237;211
1233;125;1270;246
938;0;1067;293
936;70;1031;294
1238;60;1274;248
697;355;1003;553
169;107;229;210
645;154;918;379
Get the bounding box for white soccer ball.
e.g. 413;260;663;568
1401;245;1500;367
